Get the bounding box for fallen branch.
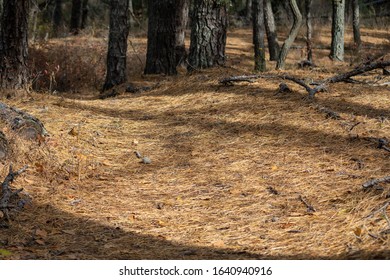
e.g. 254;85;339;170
362;176;390;190
0;165;28;222
298;195;316;213
363;137;390;153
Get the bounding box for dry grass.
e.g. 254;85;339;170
0;27;390;259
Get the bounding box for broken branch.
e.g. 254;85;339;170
362;176;390;190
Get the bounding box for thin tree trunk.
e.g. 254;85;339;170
144;0;178;75
81;0;89;29
188;0;228;70
52;0;63;37
175;0;189;66
276;0;302;70
253;0;266;71
0;0;29;89
330;0;345;61
264;0;279;61
128;0;135;28
246;0;252;21
352;0;361;50
305;0;313;62
103;0;130;91
70;0;82;34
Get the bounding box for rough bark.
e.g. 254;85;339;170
305;0;313;62
276;0;302;70
188;0;228;71
330;0;345;61
352;0;361;50
70;0;82;34
52;0;63;37
103;0;130;91
253;0;266;72
144;0;178;75
175;0;189;66
264;0;280;61
0;0;29;89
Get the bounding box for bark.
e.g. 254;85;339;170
276;0;302;70
352;0;361;50
175;0;189;66
128;0;135;28
0;0;29;89
70;0;82;34
103;0;130;91
264;0;279;61
188;0;228;71
253;0;266;72
52;0;63;37
330;0;345;61
305;0;313;62
81;0;89;30
144;0;179;75
246;0;252;21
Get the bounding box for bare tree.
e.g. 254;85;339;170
0;0;29;89
330;0;345;61
103;0;130;91
276;0;302;70
253;0;266;71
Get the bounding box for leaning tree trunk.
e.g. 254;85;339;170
264;0;280;61
70;0;82;34
188;0;228;71
253;0;266;72
103;0;129;91
144;0;179;75
52;0;63;37
305;0;313;62
330;0;345;61
175;0;189;66
276;0;302;70
0;0;29;89
352;0;361;50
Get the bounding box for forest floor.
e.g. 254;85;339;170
1;26;390;259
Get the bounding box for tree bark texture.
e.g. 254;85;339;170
188;0;228;71
0;0;29;89
144;0;179;75
330;0;345;61
175;0;189;66
253;0;266;72
276;0;302;70
352;0;361;50
52;0;63;37
70;0;82;34
305;0;313;62
264;0;279;61
103;0;129;91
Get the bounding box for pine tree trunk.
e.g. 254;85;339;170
0;0;29;89
188;0;228;71
81;0;89;30
103;0;129;91
305;0;313;62
175;0;189;66
253;0;266;72
52;0;63;37
276;0;302;70
264;0;279;61
352;0;361;50
330;0;345;61
144;0;178;75
70;0;82;34
246;0;252;21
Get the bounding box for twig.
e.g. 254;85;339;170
298;195;316;213
362;176;390;190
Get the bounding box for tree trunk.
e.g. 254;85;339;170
253;0;266;72
128;0;135;28
0;0;29;89
52;0;63;37
188;0;228;71
144;0;178;75
264;0;279;61
305;0;313;62
81;0;89;30
352;0;361;50
103;0;130;91
70;0;82;34
276;0;302;70
246;0;252;21
330;0;345;61
175;0;189;66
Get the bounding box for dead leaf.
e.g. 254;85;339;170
158;220;167;227
271;165;278;171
